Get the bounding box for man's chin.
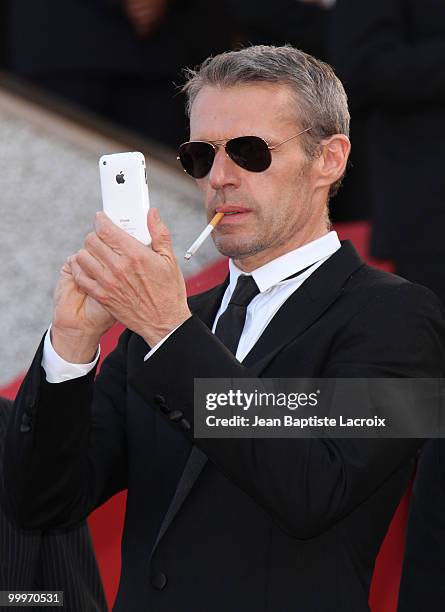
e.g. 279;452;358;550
213;237;265;260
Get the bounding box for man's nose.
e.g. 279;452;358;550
207;147;242;191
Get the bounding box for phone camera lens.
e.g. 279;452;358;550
103;161;107;165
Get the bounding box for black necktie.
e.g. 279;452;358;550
214;275;260;355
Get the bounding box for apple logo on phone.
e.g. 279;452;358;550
116;171;125;184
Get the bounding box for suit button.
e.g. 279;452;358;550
169;410;183;422
20;413;32;433
151;571;168;591
158;402;169;414
180;418;191;432
154;394;166;405
26;395;36;412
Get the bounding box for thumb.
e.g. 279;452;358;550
148;208;173;256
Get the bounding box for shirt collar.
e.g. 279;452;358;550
228;231;341;293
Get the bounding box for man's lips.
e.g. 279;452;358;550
212;205;251;226
215;205;251;214
213;204;251;217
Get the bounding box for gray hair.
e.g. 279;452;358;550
182;45;350;197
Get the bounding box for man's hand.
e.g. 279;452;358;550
123;0;169;38
51;256;116;363
72;208;192;348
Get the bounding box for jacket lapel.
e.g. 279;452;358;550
151;242;364;555
244;242;364;373
149;445;207;561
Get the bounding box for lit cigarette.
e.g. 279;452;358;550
184;212;224;260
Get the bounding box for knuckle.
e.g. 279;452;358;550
127;251;141;267
99;292;112;307
74;269;84;285
95;289;107;303
84;232;96;249
110;259;125;278
159;225;170;239
62;256;73;272
77;248;88;261
96;224;110;241
103;275;118;293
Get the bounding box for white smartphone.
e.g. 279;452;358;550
99;151;151;245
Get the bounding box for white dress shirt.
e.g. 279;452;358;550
212;231;340;361
42;231;341;382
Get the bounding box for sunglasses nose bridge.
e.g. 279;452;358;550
211;141;231;166
213;140;244;168
207;142;242;187
205;142;229;172
210;141;229;158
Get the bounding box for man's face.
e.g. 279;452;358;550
189;83;327;271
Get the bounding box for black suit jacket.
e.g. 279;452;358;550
0;397;107;612
4;242;445;611
329;0;445;258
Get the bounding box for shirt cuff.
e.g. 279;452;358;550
42;326;100;383
144;324;182;362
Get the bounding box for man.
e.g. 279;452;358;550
4;46;445;611
0;397;107;611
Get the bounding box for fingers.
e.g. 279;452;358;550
75;208;178;312
94;212;136;254
94;209;174;261
147;208;174;258
61;255;74;276
92;212;149;272
84;229;122;273
76;248;106;283
71;255;104;301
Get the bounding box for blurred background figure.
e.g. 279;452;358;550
397;439;445;612
224;0;330;61
329;0;445;302
4;0;233;148
0;396;107;611
0;3;6;69
3;0;331;150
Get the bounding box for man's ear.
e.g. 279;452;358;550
314;134;351;190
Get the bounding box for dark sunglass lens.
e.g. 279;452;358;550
227;136;271;172
178;142;215;178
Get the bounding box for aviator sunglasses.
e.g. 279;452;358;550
177;127;312;179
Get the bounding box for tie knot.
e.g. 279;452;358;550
229;275;260;307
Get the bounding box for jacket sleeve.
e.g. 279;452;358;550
130;283;445;539
3;329;131;530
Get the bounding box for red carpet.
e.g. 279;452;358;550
1;222;405;611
